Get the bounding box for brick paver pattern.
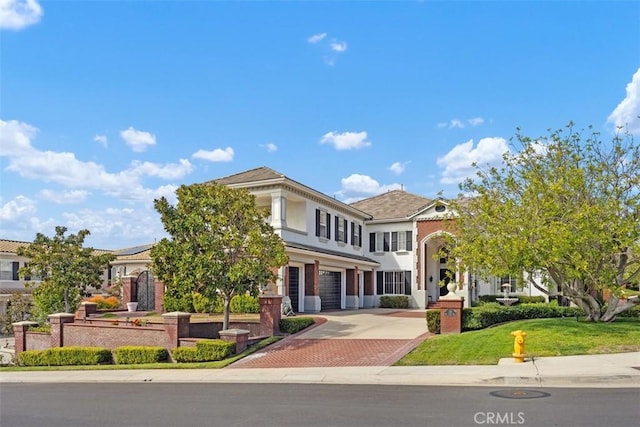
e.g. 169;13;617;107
229;335;428;368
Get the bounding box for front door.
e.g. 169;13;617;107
135;271;155;311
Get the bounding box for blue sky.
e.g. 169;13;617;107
1;0;639;249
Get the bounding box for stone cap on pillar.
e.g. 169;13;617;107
11;321;38;328
218;329;250;337
161;312;192;318
48;313;76;322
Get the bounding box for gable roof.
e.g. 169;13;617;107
350;190;432;221
214;166;285;185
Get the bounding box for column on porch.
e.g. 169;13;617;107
362;270;375;308
345;267;359;309
304;260;321;312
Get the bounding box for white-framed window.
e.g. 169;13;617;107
376;270;411;295
0;260;19;281
351;222;362;247
315;208;331;239
335;216;347;243
496;276;518;293
392;231;412;252
369;231;411;253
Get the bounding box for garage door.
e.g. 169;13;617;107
319;270;341;310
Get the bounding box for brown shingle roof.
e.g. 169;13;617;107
0;239;29;253
350;190;432;220
212;166;285;185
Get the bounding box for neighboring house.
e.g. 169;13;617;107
1;166;547;316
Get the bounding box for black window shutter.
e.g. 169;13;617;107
383;232;390;252
326;213;331;238
335;216;339;241
391;232;398;252
406;231;412;251
12;262;19;280
315;209;320;237
350;221;355;245
404;271;411;295
358;225;362;246
369;233;375;252
343;219;348;243
376;271;384;295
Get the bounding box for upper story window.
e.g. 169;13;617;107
315;208;331;239
498;276;519;293
0;260;19;281
335;216;347;243
351;222;362;247
369;231;411;253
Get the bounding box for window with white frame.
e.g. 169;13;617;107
392;231;412;252
0;260;19;281
369;231;411;253
335;216;347;243
497;276;518;293
376;270;411;295
351;222;362;247
315;208;331;239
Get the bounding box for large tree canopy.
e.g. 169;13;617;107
449;125;639;321
151;182;289;330
18;226;115;322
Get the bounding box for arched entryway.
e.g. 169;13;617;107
421;232;456;304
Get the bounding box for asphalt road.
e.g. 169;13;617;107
1;383;638;427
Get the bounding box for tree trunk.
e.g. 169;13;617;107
222;296;230;331
601;295;640;322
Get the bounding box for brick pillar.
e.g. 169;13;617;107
76;301;98;320
218;329;250;354
304;261;321;312
363;271;375;308
122;276;136;304
48;313;76;348
259;295;283;336
154;280;165;313
12;321;38;357
345;268;359;309
439;299;464;334
162;312;191;349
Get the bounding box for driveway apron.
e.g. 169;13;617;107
228;309;430;368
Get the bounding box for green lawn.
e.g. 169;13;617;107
396;317;640;366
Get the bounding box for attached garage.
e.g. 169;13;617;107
319;270;341;310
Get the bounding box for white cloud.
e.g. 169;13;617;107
307;32;327;44
437;137;509;185
337;174;402;203
192;147;234;162
320;131;371;150
608;67;640;136
330;41;347;52
439;117;486;129
39;189;89;204
0;119;37;156
0;195;36;222
468;117;485;127
449;119;464;129
129;159;193;179
93;134;107;147
0;0;42;30
263;143;278;152
120;126;156;152
388;161;410;175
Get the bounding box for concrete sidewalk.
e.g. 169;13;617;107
1;351;639;388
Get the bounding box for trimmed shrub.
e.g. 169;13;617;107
113;346;168;364
279;317;315;334
426;309;440;334
172;339;235;363
230;295;260;313
462;304;584;331
476;295;546;305
379;296;410;309
17;347;112;366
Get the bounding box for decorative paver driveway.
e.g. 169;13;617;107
228;309;430;368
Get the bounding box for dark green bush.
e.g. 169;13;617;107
379;296;409;309
17;347;112;366
426;310;440;334
279;317;315;334
230;295;260;313
113;346;168;364
462;304;584;331
172;339;235;363
476;295;546;305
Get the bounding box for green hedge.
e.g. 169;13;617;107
426;310;440;334
379;296;410;309
230;295;260;313
279;317;315;334
477;295;546;304
113;346;168;364
17;347;112;366
172;339;235;363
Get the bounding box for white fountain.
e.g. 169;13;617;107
496;283;519;306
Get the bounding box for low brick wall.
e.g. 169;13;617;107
189;321;261;339
63;324;169;350
24;332;50;351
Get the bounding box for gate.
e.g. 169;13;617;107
135;270;155;311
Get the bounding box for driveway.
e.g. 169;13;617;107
228;309;430;368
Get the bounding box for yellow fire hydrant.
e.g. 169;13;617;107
511;330;527;363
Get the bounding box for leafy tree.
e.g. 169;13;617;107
448;124;639;321
0;293;32;335
17;226;115;323
151;183;289;330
